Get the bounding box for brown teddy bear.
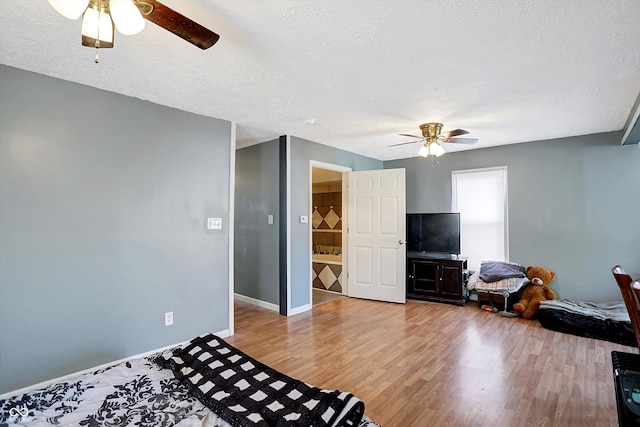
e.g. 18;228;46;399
513;266;557;319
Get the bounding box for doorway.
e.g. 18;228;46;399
310;162;350;306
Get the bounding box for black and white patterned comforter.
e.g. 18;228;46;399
0;348;382;427
158;334;365;427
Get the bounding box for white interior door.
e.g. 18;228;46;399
347;168;406;303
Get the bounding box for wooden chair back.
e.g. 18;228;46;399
612;265;640;348
632;279;640;342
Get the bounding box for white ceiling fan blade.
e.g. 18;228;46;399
48;0;90;20
389;139;423;147
110;0;146;35
443;137;478;145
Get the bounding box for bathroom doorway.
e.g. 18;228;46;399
310;162;350;306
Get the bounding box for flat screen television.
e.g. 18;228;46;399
407;213;461;255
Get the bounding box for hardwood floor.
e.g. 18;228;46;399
312;288;344;306
226;297;635;427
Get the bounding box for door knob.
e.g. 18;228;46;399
399;240;407;245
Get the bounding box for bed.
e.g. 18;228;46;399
0;334;382;427
466;261;530;311
537;299;637;346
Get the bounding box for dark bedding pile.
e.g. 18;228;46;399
479;261;526;283
157;333;365;427
538;299;637;346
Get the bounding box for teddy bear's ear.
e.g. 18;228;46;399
527;266;532;273
551;272;556;280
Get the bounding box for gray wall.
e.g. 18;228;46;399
234;139;280;304
385;131;640;302
289;137;382;309
0;65;232;394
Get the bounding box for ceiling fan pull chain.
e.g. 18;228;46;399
94;41;100;63
94;0;103;63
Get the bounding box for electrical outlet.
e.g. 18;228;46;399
164;311;174;326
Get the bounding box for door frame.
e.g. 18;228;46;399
309;161;352;304
228;122;236;335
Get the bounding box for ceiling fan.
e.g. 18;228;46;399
49;0;219;60
390;122;478;160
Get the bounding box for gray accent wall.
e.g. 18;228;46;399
234;139;280;305
233;136;382;312
0;65;232;394
384;131;640;302
289;137;382;310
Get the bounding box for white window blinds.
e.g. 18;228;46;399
451;167;508;271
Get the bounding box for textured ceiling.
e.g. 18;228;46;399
1;0;639;160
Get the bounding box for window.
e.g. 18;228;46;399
451;167;508;271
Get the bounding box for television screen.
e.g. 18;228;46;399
406;213;460;254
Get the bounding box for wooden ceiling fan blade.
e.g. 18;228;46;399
389;140;422;147
398;133;423;139
442;128;469;139
444;137;478;145
135;0;220;50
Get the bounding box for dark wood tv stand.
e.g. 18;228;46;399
406;252;468;305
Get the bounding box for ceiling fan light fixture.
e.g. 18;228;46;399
395;122;476;163
81;1;114;48
110;0;145;35
49;0;90;20
431;142;445;157
417;139;445;159
50;0;220;55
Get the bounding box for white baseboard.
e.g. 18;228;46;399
234;293;279;312
0;328;230;400
233;294;311;317
289;304;311;316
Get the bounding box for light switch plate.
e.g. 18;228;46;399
268;214;274;224
207;218;222;230
300;215;309;224
164;311;173;326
